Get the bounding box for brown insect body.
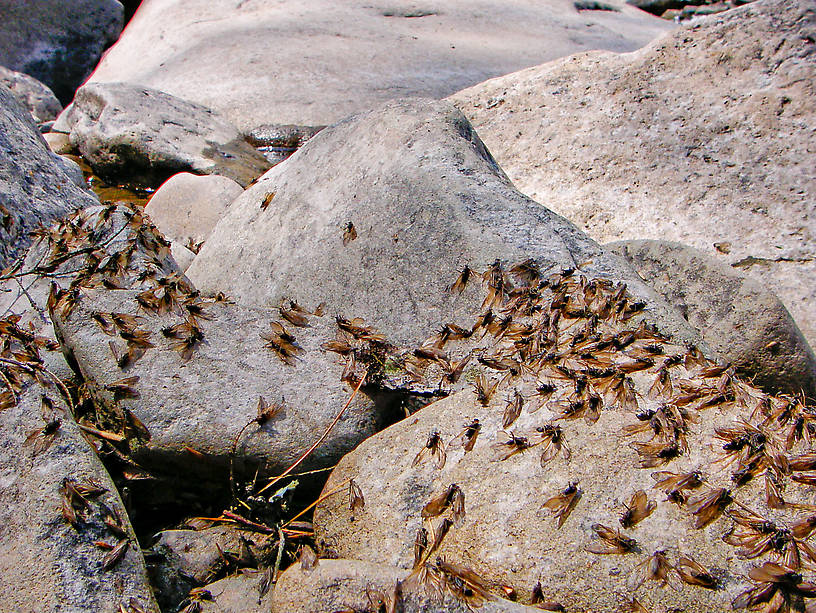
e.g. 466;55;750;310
412;431;446;470
619;490;656;528
543;482;581;528
675;555;718;589
629;550;672;590
450;419;481;453
585;523;637;555
421;484;465;527
503;389;524;429
687;488;732;529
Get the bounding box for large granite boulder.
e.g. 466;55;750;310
0;0;123;104
609;239;816;398
312;264;816;611
0;65;63;124
449;0;816;347
0;318;158;612
188;98;695;349
0;84;97;269
63;82;271;187
83;0;672;132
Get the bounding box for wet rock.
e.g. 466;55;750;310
144;173;243;248
450;0;816;347
0;0;123;104
246;124;325;150
146;526;276;610
0;84;98;269
64;82;271;188
0;375;158;611
84;0;671;132
188;98;696;350
271;558;541;613
609;239;816;398
247;124;326;166
0;65;62;124
52;286;398;495
198;572;274;613
626;0;751;18
312;270;816;611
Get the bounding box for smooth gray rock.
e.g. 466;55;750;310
271;559;542;613
170;241;197;272
188;98;697;349
609;239;816;397
145;173;244;248
0;382;159;612
43;132;73;154
198;572;274;613
0;65;62;124
52;287;398;493
84;0;672;132
450;0;816;347
147;526;276;610
64;82;271;187
0;84;97;269
0;0;124;104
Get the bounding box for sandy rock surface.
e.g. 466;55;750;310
450;0;816;347
271;558;542;613
313;268;816;611
53;286;396;495
0;380;158;612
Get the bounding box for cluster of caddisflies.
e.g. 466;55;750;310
316;259;815;612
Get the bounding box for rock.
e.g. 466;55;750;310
312;263;816;611
247;124;325;166
0;199;185;383
84;0;672;132
188;98;696;352
0;0;123;104
0;332;158;612
146;526;276;610
170;241;197;272
608;239;816;398
43;131;74;154
246;125;325;150
63;82;271;188
626;0;748;17
52;286;398;495
0;84;98;269
196;572;274;613
270;558;541;613
449;0;816;347
145;173;243;248
0;65;62;124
